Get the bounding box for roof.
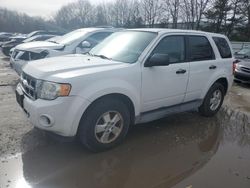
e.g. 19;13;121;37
128;28;227;38
75;27;121;33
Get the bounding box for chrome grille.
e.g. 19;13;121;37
240;66;250;73
21;72;37;100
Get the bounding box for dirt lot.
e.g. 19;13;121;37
0;56;250;188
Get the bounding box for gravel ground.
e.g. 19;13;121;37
0;57;52;158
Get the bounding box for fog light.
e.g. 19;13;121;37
39;115;54;127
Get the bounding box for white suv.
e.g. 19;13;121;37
16;29;234;151
11;27;119;75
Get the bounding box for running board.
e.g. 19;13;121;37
136;100;203;124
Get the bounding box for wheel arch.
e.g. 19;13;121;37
202;76;229;99
214;77;228;94
73;93;137;137
88;93;136;124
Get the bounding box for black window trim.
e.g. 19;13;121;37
186;35;215;62
147;34;187;65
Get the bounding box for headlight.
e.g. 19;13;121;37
37;80;71;100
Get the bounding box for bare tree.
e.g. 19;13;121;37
140;0;163;27
76;0;93;26
241;0;250;39
126;0;144;27
181;0;210;29
0;7;62;33
226;0;243;37
95;3;109;26
112;0;130;27
164;0;180;28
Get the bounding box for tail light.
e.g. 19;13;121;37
233;59;240;75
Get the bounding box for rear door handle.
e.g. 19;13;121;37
209;65;217;70
176;69;186;74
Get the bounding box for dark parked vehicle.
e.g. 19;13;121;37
9;34;58;56
0;32;14;42
1;37;26;56
1;30;64;56
25;30;65;38
234;59;250;84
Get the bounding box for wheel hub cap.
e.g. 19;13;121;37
209;89;222;111
95;111;124;144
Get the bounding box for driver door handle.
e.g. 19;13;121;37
176;69;186;74
209;65;217;70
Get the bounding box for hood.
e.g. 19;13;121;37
238;59;250;68
15;41;64;52
23;54;127;80
2;40;21;47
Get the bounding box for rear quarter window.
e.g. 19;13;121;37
212;37;232;58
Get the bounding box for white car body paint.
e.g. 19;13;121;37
16;29;234;137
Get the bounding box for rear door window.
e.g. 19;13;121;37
213;37;232;58
187;36;215;61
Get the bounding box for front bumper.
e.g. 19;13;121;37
16;83;91;137
234;69;250;84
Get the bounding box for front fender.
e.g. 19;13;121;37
74;78;141;117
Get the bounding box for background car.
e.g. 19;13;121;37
1;30;64;56
234;48;250;59
234;59;250;84
9;34;58;57
11;27;120;75
0;32;14;42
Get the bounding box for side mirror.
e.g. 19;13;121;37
81;41;91;48
144;53;170;67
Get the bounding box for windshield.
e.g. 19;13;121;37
238;48;250;54
89;31;157;63
53;30;89;45
23;36;38;43
27;31;39;38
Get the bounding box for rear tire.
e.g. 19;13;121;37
78;97;130;152
199;83;225;117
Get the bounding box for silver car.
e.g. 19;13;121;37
234;59;250;84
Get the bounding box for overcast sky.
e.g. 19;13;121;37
0;0;112;18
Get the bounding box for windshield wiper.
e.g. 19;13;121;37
84;52;93;56
93;54;112;60
49;40;58;44
85;52;111;60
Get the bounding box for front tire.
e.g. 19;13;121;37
78;97;130;152
199;83;225;117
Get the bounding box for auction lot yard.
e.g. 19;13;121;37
0;55;250;188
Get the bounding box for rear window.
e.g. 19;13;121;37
213;37;232;58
